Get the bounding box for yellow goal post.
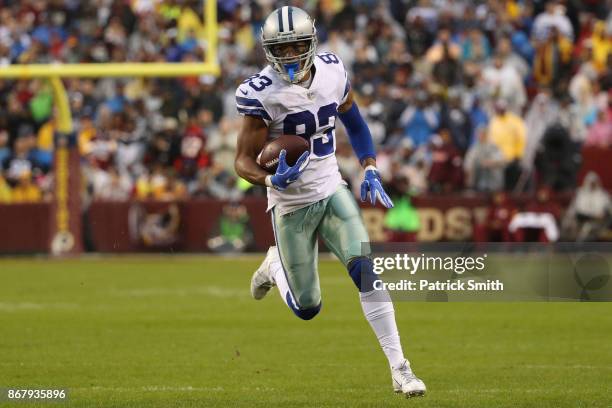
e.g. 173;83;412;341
0;0;218;131
0;0;219;80
0;0;219;255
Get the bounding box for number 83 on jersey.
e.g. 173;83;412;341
283;102;338;159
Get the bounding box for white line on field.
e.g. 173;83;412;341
522;364;612;370
72;386;279;392
0;302;78;311
0;253;339;262
109;286;248;298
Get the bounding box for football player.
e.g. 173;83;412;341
233;6;426;397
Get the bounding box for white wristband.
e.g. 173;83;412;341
364;165;378;172
265;175;274;188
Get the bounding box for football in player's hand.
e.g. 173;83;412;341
257;135;310;173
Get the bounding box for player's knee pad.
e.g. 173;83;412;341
286;292;321;320
347;257;377;293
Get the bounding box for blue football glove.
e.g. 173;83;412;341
360;166;394;208
270;149;310;191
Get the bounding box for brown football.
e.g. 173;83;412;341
257;135;310;173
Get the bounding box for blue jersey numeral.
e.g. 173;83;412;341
317;53;339;64
243;74;272;91
314;103;337;156
283;111;317;139
283;103;338;158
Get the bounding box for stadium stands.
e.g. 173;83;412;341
0;0;610;246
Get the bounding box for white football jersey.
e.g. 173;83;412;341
235;52;351;215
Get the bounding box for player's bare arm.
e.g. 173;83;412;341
234;115;269;186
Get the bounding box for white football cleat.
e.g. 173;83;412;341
391;360;426;398
250;246;279;300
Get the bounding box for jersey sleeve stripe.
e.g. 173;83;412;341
236;103;270;113
235;96;264;108
237;107;271;121
343;80;351;99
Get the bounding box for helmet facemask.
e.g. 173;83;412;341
263;35;317;84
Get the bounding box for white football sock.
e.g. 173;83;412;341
269;248;297;309
360;289;406;369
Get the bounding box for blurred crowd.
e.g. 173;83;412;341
0;0;610;218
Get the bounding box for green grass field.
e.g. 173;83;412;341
0;256;611;408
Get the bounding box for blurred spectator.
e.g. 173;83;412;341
206;164;242;201
174;119;209;180
584;110;612;147
535;122;580;191
461;28;491;65
405;158;429;196
145;118;180;169
206;117;239;175
525;186;563;221
599;53;612;92
497;36;529;80
432;35;463;87
133;164;187;201
509;187;561;242
2;126;40;186
468;96;489;142
400;91;439;147
464;126;505;193
78;113;98;155
11;171;42;203
404;15;433;58
207;203;253;253
487;100;526;190
569;62;599;126
532;1;574;41
562;172;611;241
114;111;148;176
473;192;517;242
0;171;12;203
590;20;611;72
351;38;379;84
35;117;55;169
383;173;420;242
29;81;53;125
426;28;461;65
86;110;118;170
557;95;587;143
92;165;133;201
428;130;463;193
129;204;181;248
480;53;526;115
439;88;472;152
392;138;429;196
533;27;573;92
523;91;559;171
0;130;10;165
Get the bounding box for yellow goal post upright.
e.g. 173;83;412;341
0;0;219;255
